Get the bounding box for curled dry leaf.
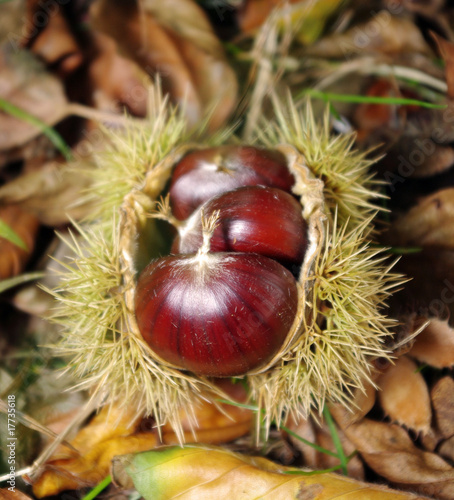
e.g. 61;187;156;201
0;205;40;280
90;0;237;130
32;404;157;498
84;33;149;116
0;48;68;151
286;415;318;465
377;355;432;434
305;13;432;58
113;445;425;500
0;161;96;226
330;409;454;500
0;489;33;500
288;416;364;480
409;319;454;368
32;383;253;497
431;377;454;440
328;380;377;429
439;435;454;463
25;0;83;77
386;188;454;249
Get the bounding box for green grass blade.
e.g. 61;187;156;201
323;405;349;476
0;98;72;160
0;271;45;293
0;218;27;250
81;475;112;500
280;424;339;458
304;89;446;109
216;399;339;458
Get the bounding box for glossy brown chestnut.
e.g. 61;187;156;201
169;146;295;220
172;186;308;267
134;251;298;377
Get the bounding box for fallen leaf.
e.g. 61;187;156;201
32;381;254;497
386;188;454;249
409;319;454;368
31;404;156;498
83;33;149;116
439;435;454;463
331;411;454;500
0;161;96;226
25;0;83;77
431;377;454;439
328;380;377;429
0;489;33;500
0;205;40;280
0;47;68;151
289;416;364;480
377;355;432;434
90;0;237;130
112;445;425;499
305;14;432;58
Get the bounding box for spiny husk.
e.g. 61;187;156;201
260;97;386;229
50;89;402;439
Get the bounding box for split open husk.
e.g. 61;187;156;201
50;90;402;437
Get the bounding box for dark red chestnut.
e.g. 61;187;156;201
172;186;308;267
134;249;298;377
169;146;295;220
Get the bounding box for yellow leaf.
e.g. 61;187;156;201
32;405;157;498
113;445;425;499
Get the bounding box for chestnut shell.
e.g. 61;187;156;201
134;252;298;377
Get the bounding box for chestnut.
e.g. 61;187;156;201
134;248;298;377
172;186;308;267
169;145;295;220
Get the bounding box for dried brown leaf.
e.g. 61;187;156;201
431;377;454;439
332;412;454;500
409;319;454;368
330;380;377;429
0;205;40;280
439;435;454;463
143;0;225;58
0;48;68;151
0;161;96;226
26;1;83;77
85;33;149;116
0;489;33;500
286;416;318;467
31;404;156;498
287;413;365;479
378;356;431;434
386;188;454;249
90;0;237;130
305;14;432;58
